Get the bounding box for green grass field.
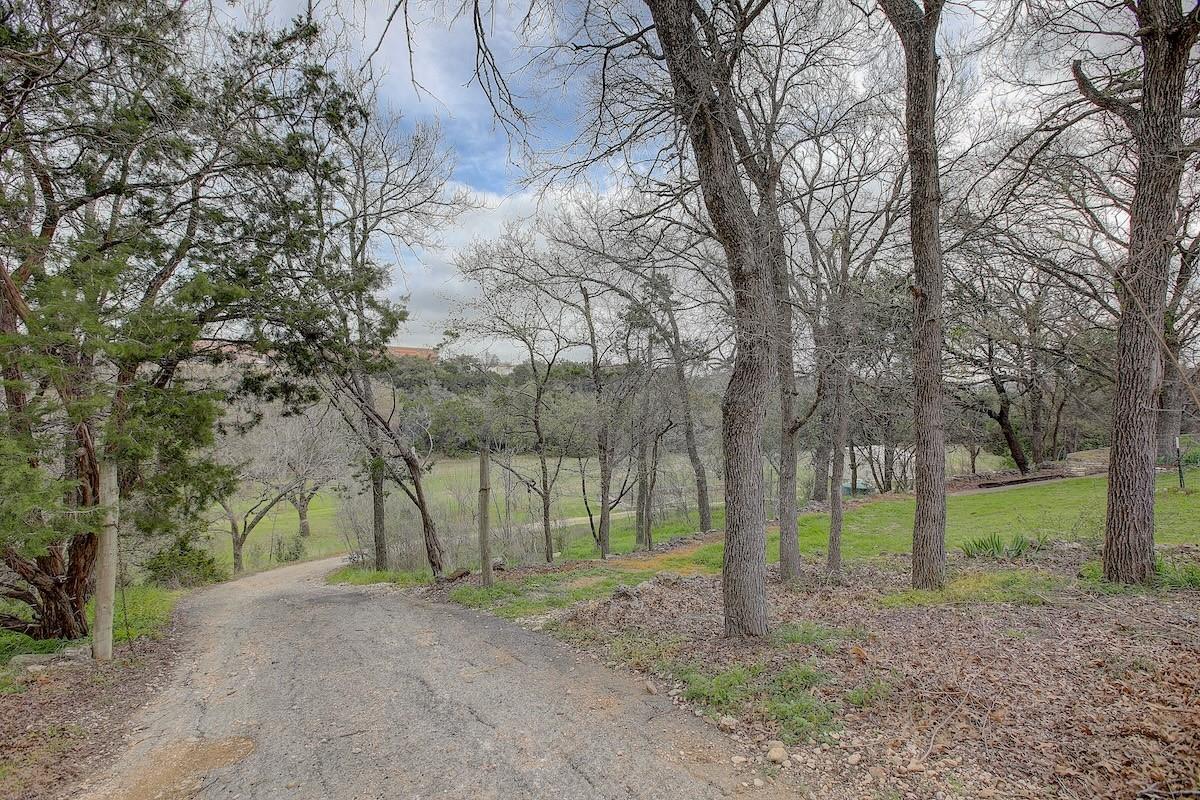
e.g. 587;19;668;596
0;584;180;670
639;468;1200;575
207;448;1005;572
441;469;1200;617
203;492;349;573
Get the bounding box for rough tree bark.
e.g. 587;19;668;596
91;457;119;661
370;462;388;571
291;493;313;539
879;0;948;590
644;0;773;635
1072;1;1199;583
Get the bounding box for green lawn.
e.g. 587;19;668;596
204;492;349;573
561;468;1200;566
444;469;1200;618
0;584;180;668
789;468;1198;560
206;448;1007;572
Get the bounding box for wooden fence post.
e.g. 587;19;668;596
479;446;493;587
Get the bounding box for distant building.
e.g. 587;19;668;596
386;345;439;363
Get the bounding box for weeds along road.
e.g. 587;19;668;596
81;557;774;800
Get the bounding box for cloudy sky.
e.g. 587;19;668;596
230;0;578;359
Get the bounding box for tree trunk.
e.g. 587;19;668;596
91;457;120;661
232;534;245;575
402;450;447;578
1092;6;1196;584
582;286;613;556
772;203;801;582
597;440;613;556
1028;348;1045;466
827;357;850;578
881;0;948;590
293;493;312;539
530;370;554;563
1156;333;1184;464
1;548;88;640
809;321;832;503
634;369;652;550
719;294;773;636
646;428;665;551
988;382;1029;474
883;439;895;493
645;0;772;636
849;440;859;498
370;458;388;571
995;408;1028;474
666;314;713;532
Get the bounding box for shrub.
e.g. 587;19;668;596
676;663;760;714
144;537;227;588
766;694;835;743
1156;559;1200;590
272;535;305;564
771;661;827;695
845;679;892;708
1081;558;1200;592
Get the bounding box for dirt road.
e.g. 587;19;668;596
80;558;771;800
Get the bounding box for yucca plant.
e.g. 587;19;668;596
960;532;1006;558
1006;534;1033;558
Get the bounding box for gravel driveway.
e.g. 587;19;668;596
79;558;774;800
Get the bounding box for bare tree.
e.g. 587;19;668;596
877;0;949;590
1020;0;1200;582
453;262;578;563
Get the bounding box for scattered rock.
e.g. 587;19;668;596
731;755;748;765
847;752;862;766
718;715;739;732
752;778;765;788
9;653;57;669
766;745;788;764
644;679;658;695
